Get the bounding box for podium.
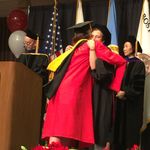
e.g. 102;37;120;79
0;61;43;150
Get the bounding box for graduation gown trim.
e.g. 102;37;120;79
47;39;87;72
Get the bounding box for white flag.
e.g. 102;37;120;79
137;0;150;131
75;0;84;24
137;0;150;55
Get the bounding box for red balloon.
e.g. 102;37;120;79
7;9;28;32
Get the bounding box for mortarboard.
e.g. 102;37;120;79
92;24;111;46
125;35;142;53
25;29;38;40
68;21;93;34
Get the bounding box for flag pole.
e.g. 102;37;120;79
51;0;57;57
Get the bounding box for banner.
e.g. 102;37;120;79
137;0;150;131
137;0;150;55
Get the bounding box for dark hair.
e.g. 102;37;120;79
71;31;91;45
124;35;142;54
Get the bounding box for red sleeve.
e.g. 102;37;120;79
95;41;127;92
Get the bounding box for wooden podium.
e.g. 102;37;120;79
0;61;43;150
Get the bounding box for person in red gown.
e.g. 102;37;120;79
42;21;126;149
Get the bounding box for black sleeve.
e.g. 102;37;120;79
91;58;114;86
123;61;145;99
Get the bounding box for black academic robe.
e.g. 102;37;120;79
18;53;49;84
113;57;145;150
91;58;115;147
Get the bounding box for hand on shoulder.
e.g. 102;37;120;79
65;45;73;51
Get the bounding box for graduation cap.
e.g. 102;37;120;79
68;21;93;34
92;24;111;46
25;29;38;40
125;35;142;53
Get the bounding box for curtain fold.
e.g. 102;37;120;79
83;0;109;25
116;0;143;55
0;18;15;61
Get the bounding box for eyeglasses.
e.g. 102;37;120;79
24;40;34;46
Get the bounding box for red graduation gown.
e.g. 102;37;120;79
42;41;126;147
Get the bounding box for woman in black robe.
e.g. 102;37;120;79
113;36;145;150
90;24;115;150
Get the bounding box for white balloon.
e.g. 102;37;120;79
8;30;26;58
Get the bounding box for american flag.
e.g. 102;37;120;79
42;7;63;60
